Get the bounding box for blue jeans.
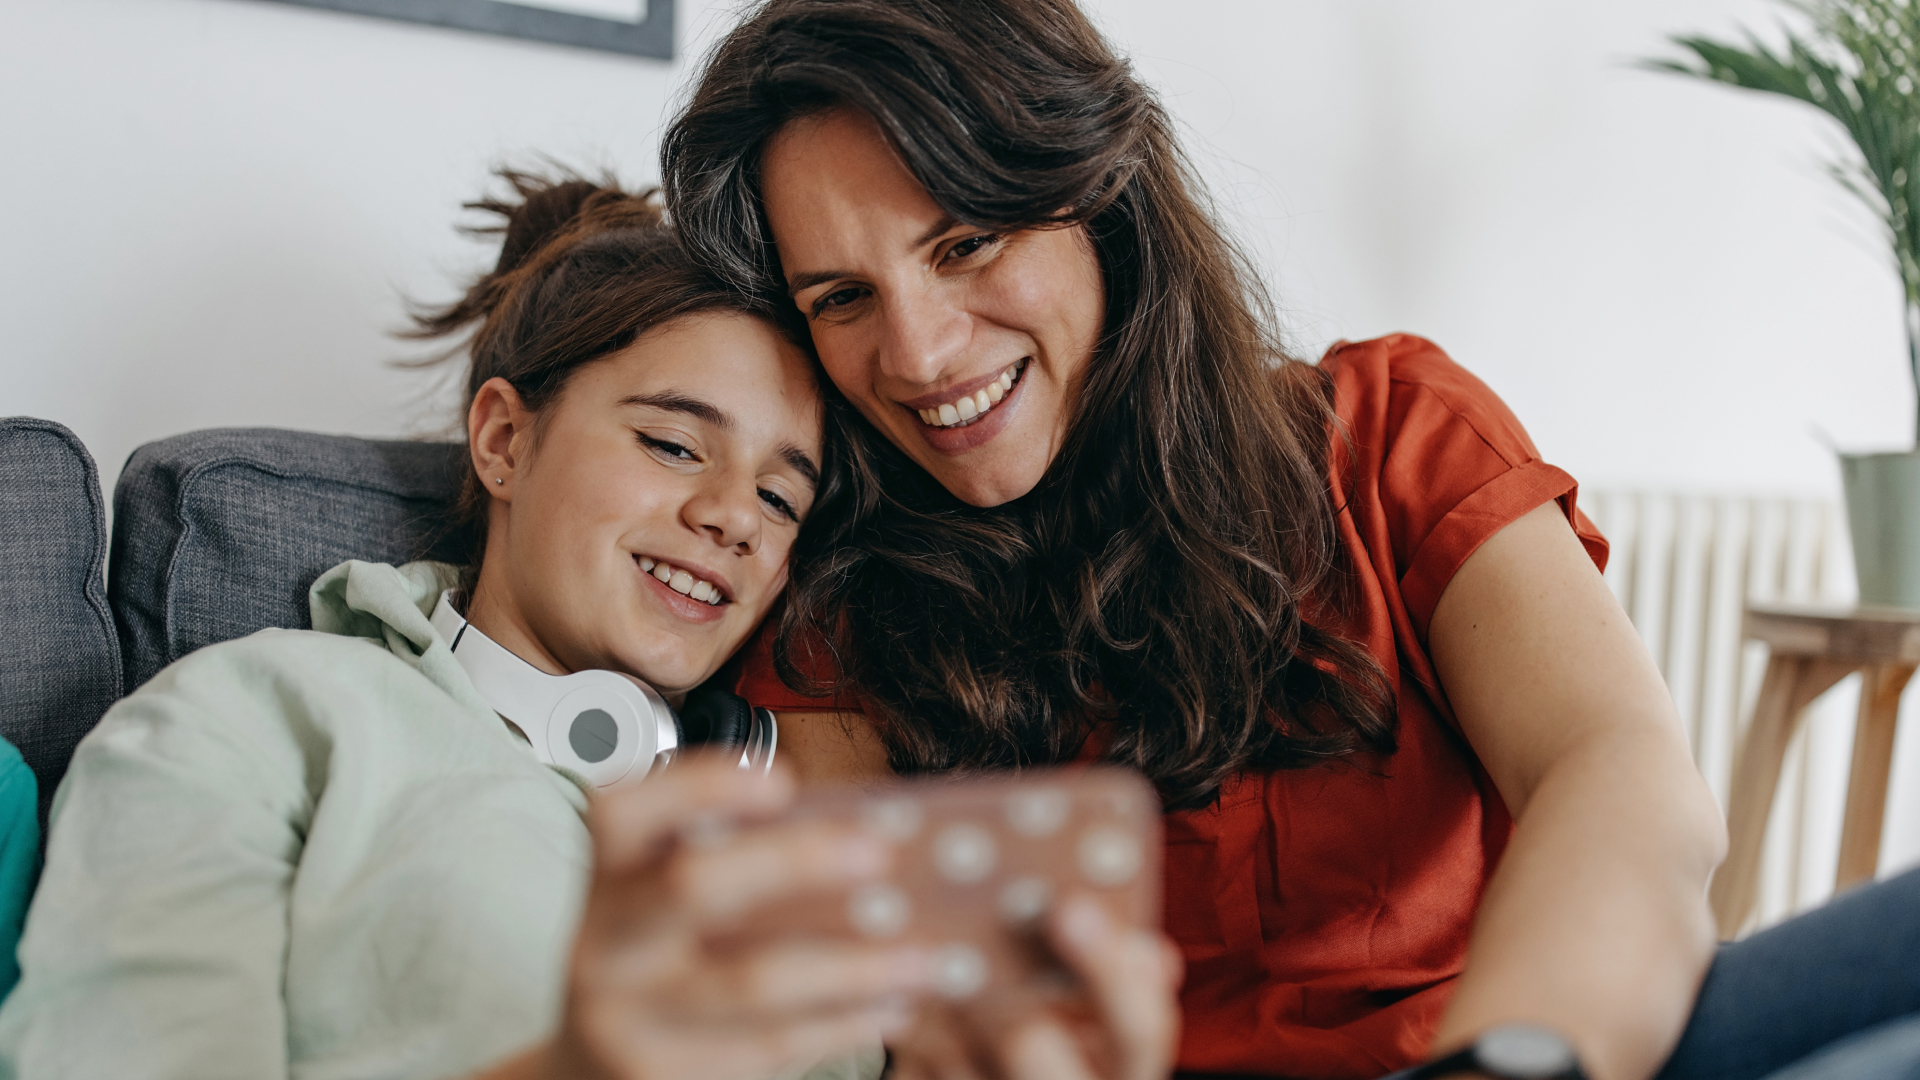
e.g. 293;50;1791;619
1658;865;1920;1080
1380;867;1920;1079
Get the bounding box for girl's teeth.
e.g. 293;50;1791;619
956;396;979;421
987;380;1005;403
938;403;961;425
643;556;725;605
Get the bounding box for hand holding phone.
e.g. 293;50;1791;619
700;763;1177;1080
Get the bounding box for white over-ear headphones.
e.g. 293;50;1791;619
430;590;776;789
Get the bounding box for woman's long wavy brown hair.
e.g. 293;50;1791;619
663;0;1395;809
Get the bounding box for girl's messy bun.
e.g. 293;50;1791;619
408;171;669;366
408;169;799;588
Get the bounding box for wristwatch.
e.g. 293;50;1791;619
1406;1023;1587;1080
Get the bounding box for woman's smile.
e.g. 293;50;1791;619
903;359;1030;454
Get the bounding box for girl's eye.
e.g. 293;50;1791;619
945;235;998;262
759;488;800;523
812;286;867;316
640;434;696;461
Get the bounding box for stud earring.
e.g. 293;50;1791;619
493;477;504;485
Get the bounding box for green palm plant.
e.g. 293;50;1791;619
1652;0;1920;442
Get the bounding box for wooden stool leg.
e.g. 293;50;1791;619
1836;663;1916;891
1711;655;1857;939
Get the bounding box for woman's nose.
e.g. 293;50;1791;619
683;480;762;554
878;283;971;386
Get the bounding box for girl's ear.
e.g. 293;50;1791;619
468;376;535;500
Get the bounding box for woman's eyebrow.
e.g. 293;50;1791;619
619;392;731;429
788;269;848;296
785;215;963;296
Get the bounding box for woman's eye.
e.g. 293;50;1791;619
944;235;998;262
759;488;800;522
639;434;696;461
812;286;867;316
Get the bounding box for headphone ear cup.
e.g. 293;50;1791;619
679;684;754;751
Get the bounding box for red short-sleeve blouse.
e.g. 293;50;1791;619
736;335;1607;1078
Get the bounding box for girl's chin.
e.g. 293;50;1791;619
606;628;740;695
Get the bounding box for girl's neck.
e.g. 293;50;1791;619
462;572;571;678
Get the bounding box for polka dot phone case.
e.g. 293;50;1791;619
739;768;1161;1006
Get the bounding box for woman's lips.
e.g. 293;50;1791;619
906;362;1028;456
635;556;727;624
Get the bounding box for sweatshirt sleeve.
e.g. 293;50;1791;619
0;642;316;1080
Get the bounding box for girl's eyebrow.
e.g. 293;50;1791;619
619;391;731;429
780;445;820;489
622;391;819;489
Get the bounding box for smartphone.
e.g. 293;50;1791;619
728;767;1162;1009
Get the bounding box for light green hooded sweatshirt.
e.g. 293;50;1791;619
0;560;877;1080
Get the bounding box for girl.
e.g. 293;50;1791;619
0;175;956;1080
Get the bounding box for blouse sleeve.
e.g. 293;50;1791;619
1324;334;1608;642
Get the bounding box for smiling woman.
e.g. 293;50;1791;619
660;3;1737;1080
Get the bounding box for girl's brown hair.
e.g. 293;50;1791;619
409;171;805;589
662;0;1395;809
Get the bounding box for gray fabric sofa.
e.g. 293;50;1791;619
0;418;467;827
109;428;467;693
0;419;123;826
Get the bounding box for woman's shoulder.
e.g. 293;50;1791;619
1311;333;1605;635
1317;333;1543;469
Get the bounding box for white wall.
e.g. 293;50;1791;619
6;0;1903;492
5;0;1918;889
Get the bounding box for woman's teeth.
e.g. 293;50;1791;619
917;360;1026;428
637;556;724;605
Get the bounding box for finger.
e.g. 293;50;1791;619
665;818;890;920
1006;1020;1101;1080
589;755;795;872
708;998;915;1080
611;999;909;1080
891;1003;1005;1080
1050;897;1182;1080
657;941;931;1019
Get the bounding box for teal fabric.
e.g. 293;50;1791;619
0;742;35;1002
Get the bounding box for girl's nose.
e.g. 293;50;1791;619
682;476;763;555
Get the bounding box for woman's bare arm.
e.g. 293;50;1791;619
1427;501;1727;1080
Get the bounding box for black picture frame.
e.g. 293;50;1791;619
255;0;673;59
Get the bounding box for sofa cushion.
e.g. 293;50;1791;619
109;429;467;693
0;418;123;823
